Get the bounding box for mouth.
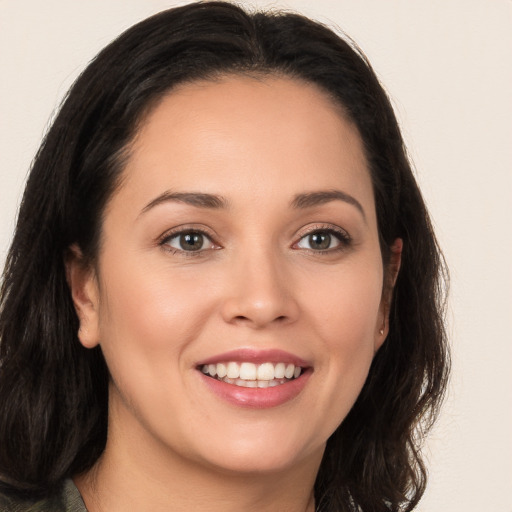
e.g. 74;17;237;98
197;349;311;408
200;361;303;388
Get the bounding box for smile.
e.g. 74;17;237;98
201;361;302;388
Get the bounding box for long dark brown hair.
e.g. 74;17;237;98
0;2;449;510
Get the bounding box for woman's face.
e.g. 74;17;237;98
73;75;392;475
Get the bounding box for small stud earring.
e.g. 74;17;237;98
379;328;384;335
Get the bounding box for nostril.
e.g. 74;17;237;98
231;314;288;326
235;314;287;321
221;292;299;328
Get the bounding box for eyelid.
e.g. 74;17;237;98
157;222;351;256
158;224;221;254
292;223;352;252
295;223;351;240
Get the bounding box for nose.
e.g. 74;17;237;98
220;247;300;329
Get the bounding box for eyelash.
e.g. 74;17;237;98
158;224;351;257
159;226;219;257
293;225;352;254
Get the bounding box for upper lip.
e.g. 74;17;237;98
197;348;311;368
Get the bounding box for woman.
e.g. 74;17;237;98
0;2;449;511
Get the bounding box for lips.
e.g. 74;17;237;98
197;349;311;408
198;348;309;367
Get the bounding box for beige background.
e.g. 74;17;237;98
1;1;511;510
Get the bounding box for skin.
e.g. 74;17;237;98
68;75;401;512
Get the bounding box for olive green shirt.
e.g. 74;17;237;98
0;480;86;512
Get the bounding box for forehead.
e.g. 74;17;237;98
115;74;374;218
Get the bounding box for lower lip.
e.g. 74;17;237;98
200;371;311;409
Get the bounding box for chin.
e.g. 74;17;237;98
188;427;325;476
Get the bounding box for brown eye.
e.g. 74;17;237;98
165;231;213;252
179;233;204;251
296;229;348;252
307;232;332;250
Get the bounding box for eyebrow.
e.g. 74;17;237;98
139;188;366;220
291;190;366;221
140;191;229;216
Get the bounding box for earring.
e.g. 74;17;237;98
379;328;384;335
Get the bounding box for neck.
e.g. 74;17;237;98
74;397;322;512
75;450;318;512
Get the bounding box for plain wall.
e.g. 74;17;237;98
1;1;511;510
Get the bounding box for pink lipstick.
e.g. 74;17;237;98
197;348;312;408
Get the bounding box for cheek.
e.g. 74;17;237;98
300;258;383;343
98;256;211;339
94;255;218;391
94;258;217;436
298;260;383;432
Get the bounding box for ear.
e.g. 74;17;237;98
375;238;403;351
65;244;101;349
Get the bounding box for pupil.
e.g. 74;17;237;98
310;232;330;250
180;233;203;251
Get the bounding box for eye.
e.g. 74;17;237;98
162;230;217;253
295;228;350;252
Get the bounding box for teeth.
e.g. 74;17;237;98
239;362;257;380
219;376;290;387
200;361;303;385
284;363;295;379
257;362;274;380
226;362;240;379
216;363;227;378
274;362;286;379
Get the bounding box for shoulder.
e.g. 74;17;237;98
0;480;87;512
